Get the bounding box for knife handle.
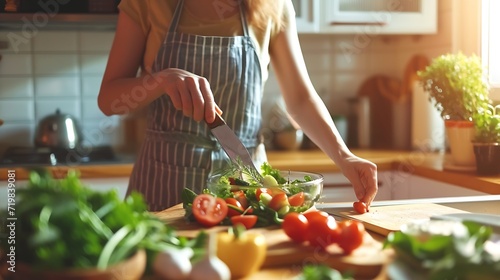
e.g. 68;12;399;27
206;113;226;129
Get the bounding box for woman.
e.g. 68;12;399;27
98;0;378;211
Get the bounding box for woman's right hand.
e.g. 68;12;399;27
154;68;221;123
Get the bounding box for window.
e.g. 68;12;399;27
481;0;500;101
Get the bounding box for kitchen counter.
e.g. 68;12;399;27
1;149;499;194
155;194;500;279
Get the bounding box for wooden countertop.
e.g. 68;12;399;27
1;149;499;195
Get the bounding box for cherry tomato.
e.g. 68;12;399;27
288;192;305;207
256;188;272;201
282;212;309;243
232;190;249;209
353;201;368;214
337;220;365;254
306;215;340;249
303;210;329;222
192;194;228;227
225;198;244;217
230;215;258;229
268;192;289;211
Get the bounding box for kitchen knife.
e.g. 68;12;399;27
207;113;261;175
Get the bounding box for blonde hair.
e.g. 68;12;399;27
244;0;284;31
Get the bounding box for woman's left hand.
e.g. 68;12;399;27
339;155;378;208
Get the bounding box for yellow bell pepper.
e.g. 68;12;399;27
216;225;267;279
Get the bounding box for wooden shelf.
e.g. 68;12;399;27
0;13;118;30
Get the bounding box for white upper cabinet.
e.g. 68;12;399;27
318;0;437;34
291;0;320;33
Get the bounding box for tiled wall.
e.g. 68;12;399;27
0;0;454;155
0;30;124;155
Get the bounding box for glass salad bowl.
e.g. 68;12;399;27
206;168;324;216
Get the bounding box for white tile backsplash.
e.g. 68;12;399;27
33;54;79;75
82;76;103;97
0;77;34;98
33;31;78;52
0;31;32;53
0;54;32;75
80;54;108;75
0;100;35;121
80;31;114;52
34;76;80;97
82;98;105;121
35;99;81;121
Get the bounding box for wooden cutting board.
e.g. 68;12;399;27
327;203;469;236
155;204;393;279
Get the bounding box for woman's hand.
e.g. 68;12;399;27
154;68;221;123
339;155;378;208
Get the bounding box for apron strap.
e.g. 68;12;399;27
169;0;185;34
239;3;250;37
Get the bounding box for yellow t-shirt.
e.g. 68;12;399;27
118;0;293;83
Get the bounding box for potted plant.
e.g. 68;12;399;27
472;104;500;175
417;52;491;168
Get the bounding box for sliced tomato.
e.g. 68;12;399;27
192;194;228;227
337;220;365;254
282;212;309;243
230;215;258;229
288;192;305;207
225;197;244;217
268;192;289;212
353;201;368;214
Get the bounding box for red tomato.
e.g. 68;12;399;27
225;198;244;217
232;190;249;209
306;215;340;249
256;188;272;201
282;212;309;243
337;220;365;254
353;201;368;214
230;215;258;229
192;194;228;227
268;192;289;211
288;192;305;207
303;210;329;222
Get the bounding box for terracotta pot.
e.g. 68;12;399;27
445;120;476;167
473;143;500;175
14;249;146;280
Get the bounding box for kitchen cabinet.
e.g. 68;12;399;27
319;0;437;34
391;174;488;200
291;0;320;33
320;171;392;203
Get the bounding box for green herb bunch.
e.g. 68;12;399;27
473;104;500;143
417;52;490;121
384;221;500;280
1;169;204;270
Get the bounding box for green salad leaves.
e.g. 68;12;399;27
1;169;205;271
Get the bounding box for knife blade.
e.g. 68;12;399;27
207;113;261;175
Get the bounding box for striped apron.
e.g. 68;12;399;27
127;0;266;211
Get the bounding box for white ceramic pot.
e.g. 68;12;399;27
445;120;476;167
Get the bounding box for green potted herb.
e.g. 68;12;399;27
417;53;491;168
472;104;500;175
